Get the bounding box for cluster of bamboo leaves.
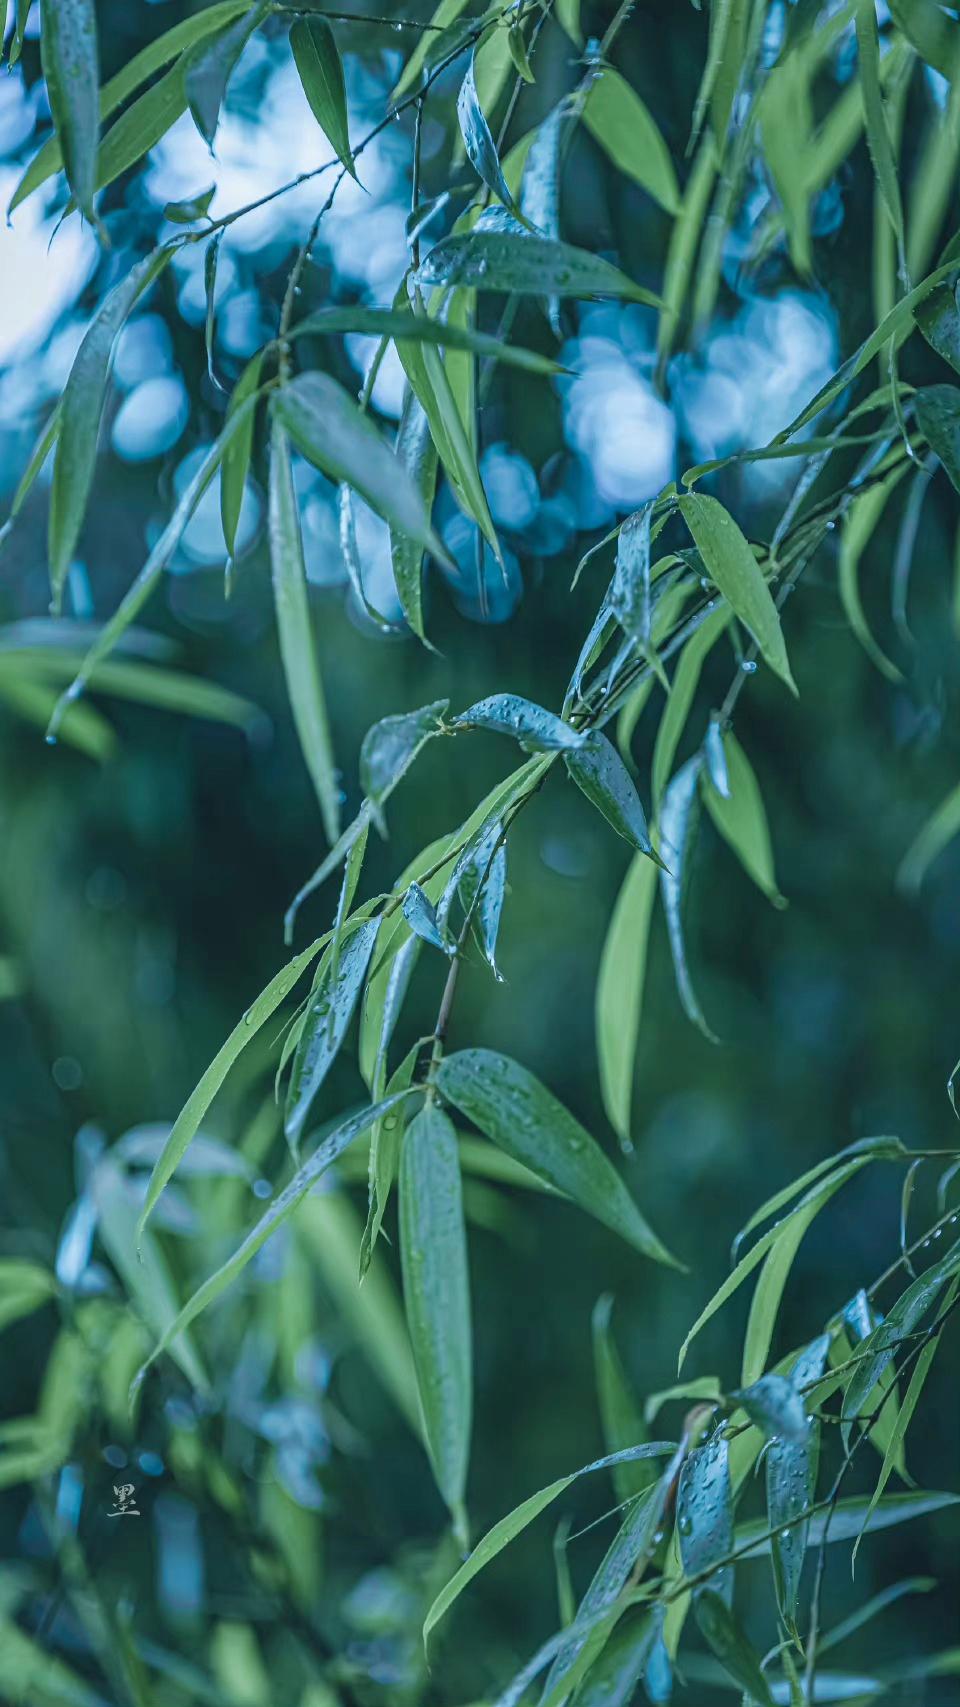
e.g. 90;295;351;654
5;0;960;1698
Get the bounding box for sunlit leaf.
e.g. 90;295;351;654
436;1049;680;1265
290;14;356;178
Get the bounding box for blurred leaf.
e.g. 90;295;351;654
436;1049;680;1265
400;1104;472;1538
592;1294;654;1501
416;229;660;304
565;732;657;856
703;731;786;907
694;1591;775;1707
0;1260;56;1333
392;0;469;99
39;0;99;225
286;916;381;1146
95;1158;207;1390
290;14;356;177
856;0;906;273
391;391;438;640
268;420;340;842
678;494;795;691
454;694;584;752
839;465;908;681
89;61;191;200
737;1488;960;1555
582;69;679;214
203;230;222;386
651;605;729;808
291;304;564;373
596;851;658;1146
916;383;960;492
898;777;960;891
657;132;717;364
186;1;266;146
162;184;215;223
507;18;534;82
273;372;446;558
49;247;173;611
360;1033;420;1278
221;349;265;562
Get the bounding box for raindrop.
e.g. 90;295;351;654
741;659;757;675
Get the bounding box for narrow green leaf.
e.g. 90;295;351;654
0;1259;56;1333
396;326;501;560
574;1612;658;1707
360;699;449;811
736;1488;960;1556
392;0;469;99
95;1159;207;1390
290;15;356;177
644;1376;721;1425
898;777;960;892
657;132;717;364
565;732;657;856
592;1294;653;1502
856;0;906;273
703;731;786;906
400;1105;472;1537
596;850;658;1148
0;672;116;760
290;304;563;373
767;1334;830;1627
678;493;795;691
273;372;446;560
520;107;563;334
221;348;265;561
651;605;729;809
360;1031;420;1278
454;693;584;752
7;0;32;70
416;228;660;306
838;466;909;682
660;754;716;1041
915;284;960;375
285;917;381;1146
134;1093;412;1391
204;229;223;387
1;404;60;537
582;69;679;214
137;935;325;1241
268;420;340;842
186;1;266;147
402;882;453;954
694;1591;775;1707
458;827;507;981
507;18;534;83
163;184;216;223
89;60;190;199
49;248;173;611
457;47;523;217
731;1136;903;1262
390;390;437;641
436;1049;680;1266
39;0;99;225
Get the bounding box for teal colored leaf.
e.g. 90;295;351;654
220;348;265;561
703;730;786;907
704;719;729;797
677;1435;733;1602
574;1613;658;1707
360;699;449;811
838;466;908;681
520;107;562;333
734;1373;810;1443
268;420;340;842
916;383;960;492
285;916;381;1146
402;882;453;955
290;15;356;178
737;1489;960;1556
436;1049;680;1266
678;493;795;692
841;1235;960;1425
660;754;716;1041
360;1033;420;1279
1;405;60;537
767;1334;830;1627
416;229;660;305
186;1;266;147
204;229;223;387
458;829;506;980
565;732;657;856
694;1591;775;1707
400;1104;472;1539
915;284;960;374
49;247;173;611
610;502;655;650
457;47;523;217
273;372;446;559
595;851;658;1147
454;693;585;752
591;1294;653;1502
582;68;679;214
94;1158;207;1391
39;0;99;225
392;0;470;99
163;184;216;223
395;325;501;561
290;304;563;374
390;390;437;640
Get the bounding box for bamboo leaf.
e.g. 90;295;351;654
360;699;449;811
396;325;501;560
596;850;658;1148
591;1294;653;1502
416;228;660;305
898;777;960;892
290;15;356;178
454;693;584;752
221;349;265;562
582;69;679;214
660;754;716;1041
677;493;795;692
856;0;906;273
767;1334;830;1627
915;285;960;375
677;1434;733;1602
916;382;960;492
703;731;785;907
838;467;909;681
736;1488;960;1555
400;1104;472;1538
436;1049;680;1266
694;1591;775;1707
389;390;437;641
457;47;523;217
39;0;99;225
285;917;381;1147
392;0;470;99
290;304;563;373
651;605;729;809
186;1;266;147
268;420;340;842
565;732;657;857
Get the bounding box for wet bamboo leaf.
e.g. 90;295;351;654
457;48;523;217
736;1488;960;1555
360;699;448;811
285;916;381;1146
422;1442;677;1652
360;1032;420;1278
916;383;960;492
416;229;660;305
767;1334;830;1627
402;882;453;955
660;754;716;1041
135;1092;411;1391
574;1612;658;1707
841;1235;960;1425
458;831;506;980
221;348;265;562
651;605;729;809
595;850;658;1148
703;730;785;906
290;14;356;178
268;421;340;842
49;247;173;612
610;502;653;649
290;304;563;373
39;0;99;226
856;0;905;270
678;493;795;692
704;719;729;797
520;107;563;331
396;327;501;560
273;372;446;559
186;1;266;147
734;1373;810;1444
591;1294;653;1502
644;1375;721;1425
694;1591;775;1707
390;391;437;640
436;1049;680;1266
898;777;960;892
204;229;223;387
915;284;960;376
400;1104;472;1537
565;732;657;857
582;69;679;214
677;1434;733;1602
507;18;534;82
454;693;585;752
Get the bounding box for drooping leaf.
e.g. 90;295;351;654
678;493;795;692
767;1334;830;1627
736;1488;960;1556
596;850;658;1148
565;732;657;857
268;421;340;843
651;605;729;809
610;501;655;651
436;1049;680;1266
290;14;356;178
400;1104;472;1539
660;754;716;1041
591;1294;653;1503
203;229;223;387
916;382;960;493
506;18;534;83
221;348;265;562
88;60;190;199
390;391;437;640
677;1434;733;1602
290;304;563;374
95;1158;207;1391
163;184;216;223
458;830;507;981
454;694;585;752
39;0;99;225
273;372;446;559
582;68;679;214
416;229;660;305
734;1373;810;1444
838;465;909;681
841;1235;960;1427
457;47;523;217
898;777;960;892
396;321;501;560
694;1592;775;1707
703;731;786;907
49;247;173;611
574;1612;659;1707
915;284;960;374
134;1093;412;1392
285;917;381;1147
185;0;266;147
360;1032;420;1278
856;0;906;274
360;699;449;812
520;107;563;333
402;882;453;954
422;1442;678;1652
